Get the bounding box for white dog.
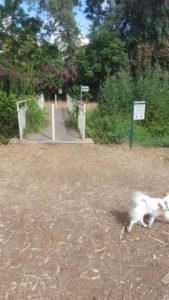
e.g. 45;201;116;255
126;191;169;232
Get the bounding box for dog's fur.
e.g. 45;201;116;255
126;191;169;232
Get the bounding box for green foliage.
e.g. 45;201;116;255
129;42;156;77
0;136;9;144
0;92;18;138
65;104;79;128
33;0;80;44
76;27;128;99
1;0;169;148
37;71;64;100
119;0;169;42
87;67;169;146
86;109;130;144
0;1;39;94
67;85;81;100
112;115;130;144
118;0;169;76
157;42;169;70
134;124;150;142
0;92;47;141
0;1;65;96
87;29;127;75
134;123;169;147
85;0;107;24
98;72;132;115
25;96;47;134
135;67;169;136
86;73;132;143
84;0;169;42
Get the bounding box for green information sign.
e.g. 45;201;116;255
130;101;146;149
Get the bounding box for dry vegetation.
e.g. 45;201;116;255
1;143;169;299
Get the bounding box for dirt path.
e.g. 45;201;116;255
1;143;169;300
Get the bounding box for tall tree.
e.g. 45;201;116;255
0;0;44;93
84;0;117;24
117;0;169;75
28;0;81;62
84;0;107;24
76;23;128;99
118;0;169;41
84;0;169;75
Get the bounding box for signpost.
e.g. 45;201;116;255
80;85;89;101
58;88;62;101
130;101;146;149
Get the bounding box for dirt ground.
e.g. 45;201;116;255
45;100;97;110
1;143;169;300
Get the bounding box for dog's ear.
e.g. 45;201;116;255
158;203;165;212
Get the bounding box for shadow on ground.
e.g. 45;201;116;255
109;209;129;226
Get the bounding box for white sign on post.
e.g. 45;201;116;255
80;85;89;101
81;86;89;92
58;88;62;94
133;101;146;120
130;100;146;149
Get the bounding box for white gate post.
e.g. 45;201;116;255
83;104;86;140
51;103;55;140
17;103;23;140
55;94;57;108
16;101;27;140
80;86;82;102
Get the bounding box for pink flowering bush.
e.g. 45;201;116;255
40;65;55;72
0;69;5;76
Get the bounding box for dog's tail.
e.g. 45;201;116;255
132;191;149;205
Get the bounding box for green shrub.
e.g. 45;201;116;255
68;85;81;100
0;92;18;138
86;108;169;146
134;123;150;142
0;92;47;141
25;96;47;133
135;135;169;147
85;73;132;144
65;104;79;129
87;67;169;146
112;115;130;144
0;136;10;144
98;72;133;116
86;109;114;143
135;67;169;137
86;109;130;144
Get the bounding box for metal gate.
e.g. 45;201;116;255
16;94;45;140
67;94;86;140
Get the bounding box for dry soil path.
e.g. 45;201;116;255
1;143;169;299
